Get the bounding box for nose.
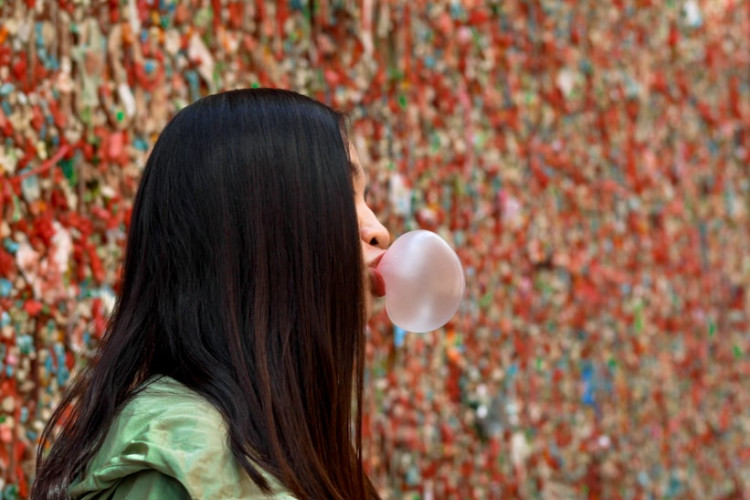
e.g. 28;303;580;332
360;208;390;250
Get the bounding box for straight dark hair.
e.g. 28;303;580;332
33;89;379;499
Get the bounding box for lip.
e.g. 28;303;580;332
368;267;386;297
368;252;385;269
367;252;386;297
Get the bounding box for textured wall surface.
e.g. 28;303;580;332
1;1;749;498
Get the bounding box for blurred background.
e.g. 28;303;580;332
1;0;749;498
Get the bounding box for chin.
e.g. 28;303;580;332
365;291;374;321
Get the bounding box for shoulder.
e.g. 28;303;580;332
115;376;226;445
70;377;296;500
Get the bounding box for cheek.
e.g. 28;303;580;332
355;199;369;226
361;194;381;216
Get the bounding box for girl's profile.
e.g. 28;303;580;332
32;88;389;500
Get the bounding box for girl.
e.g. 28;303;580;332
33;89;390;500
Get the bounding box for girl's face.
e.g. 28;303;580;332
349;144;390;319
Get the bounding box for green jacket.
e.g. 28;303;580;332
69;376;296;499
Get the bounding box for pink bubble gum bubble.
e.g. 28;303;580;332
377;230;465;332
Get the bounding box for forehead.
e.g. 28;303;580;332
348;144;367;182
349;160;365;179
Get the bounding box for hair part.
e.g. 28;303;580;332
33;89;378;500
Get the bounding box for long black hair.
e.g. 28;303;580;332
33;88;378;499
